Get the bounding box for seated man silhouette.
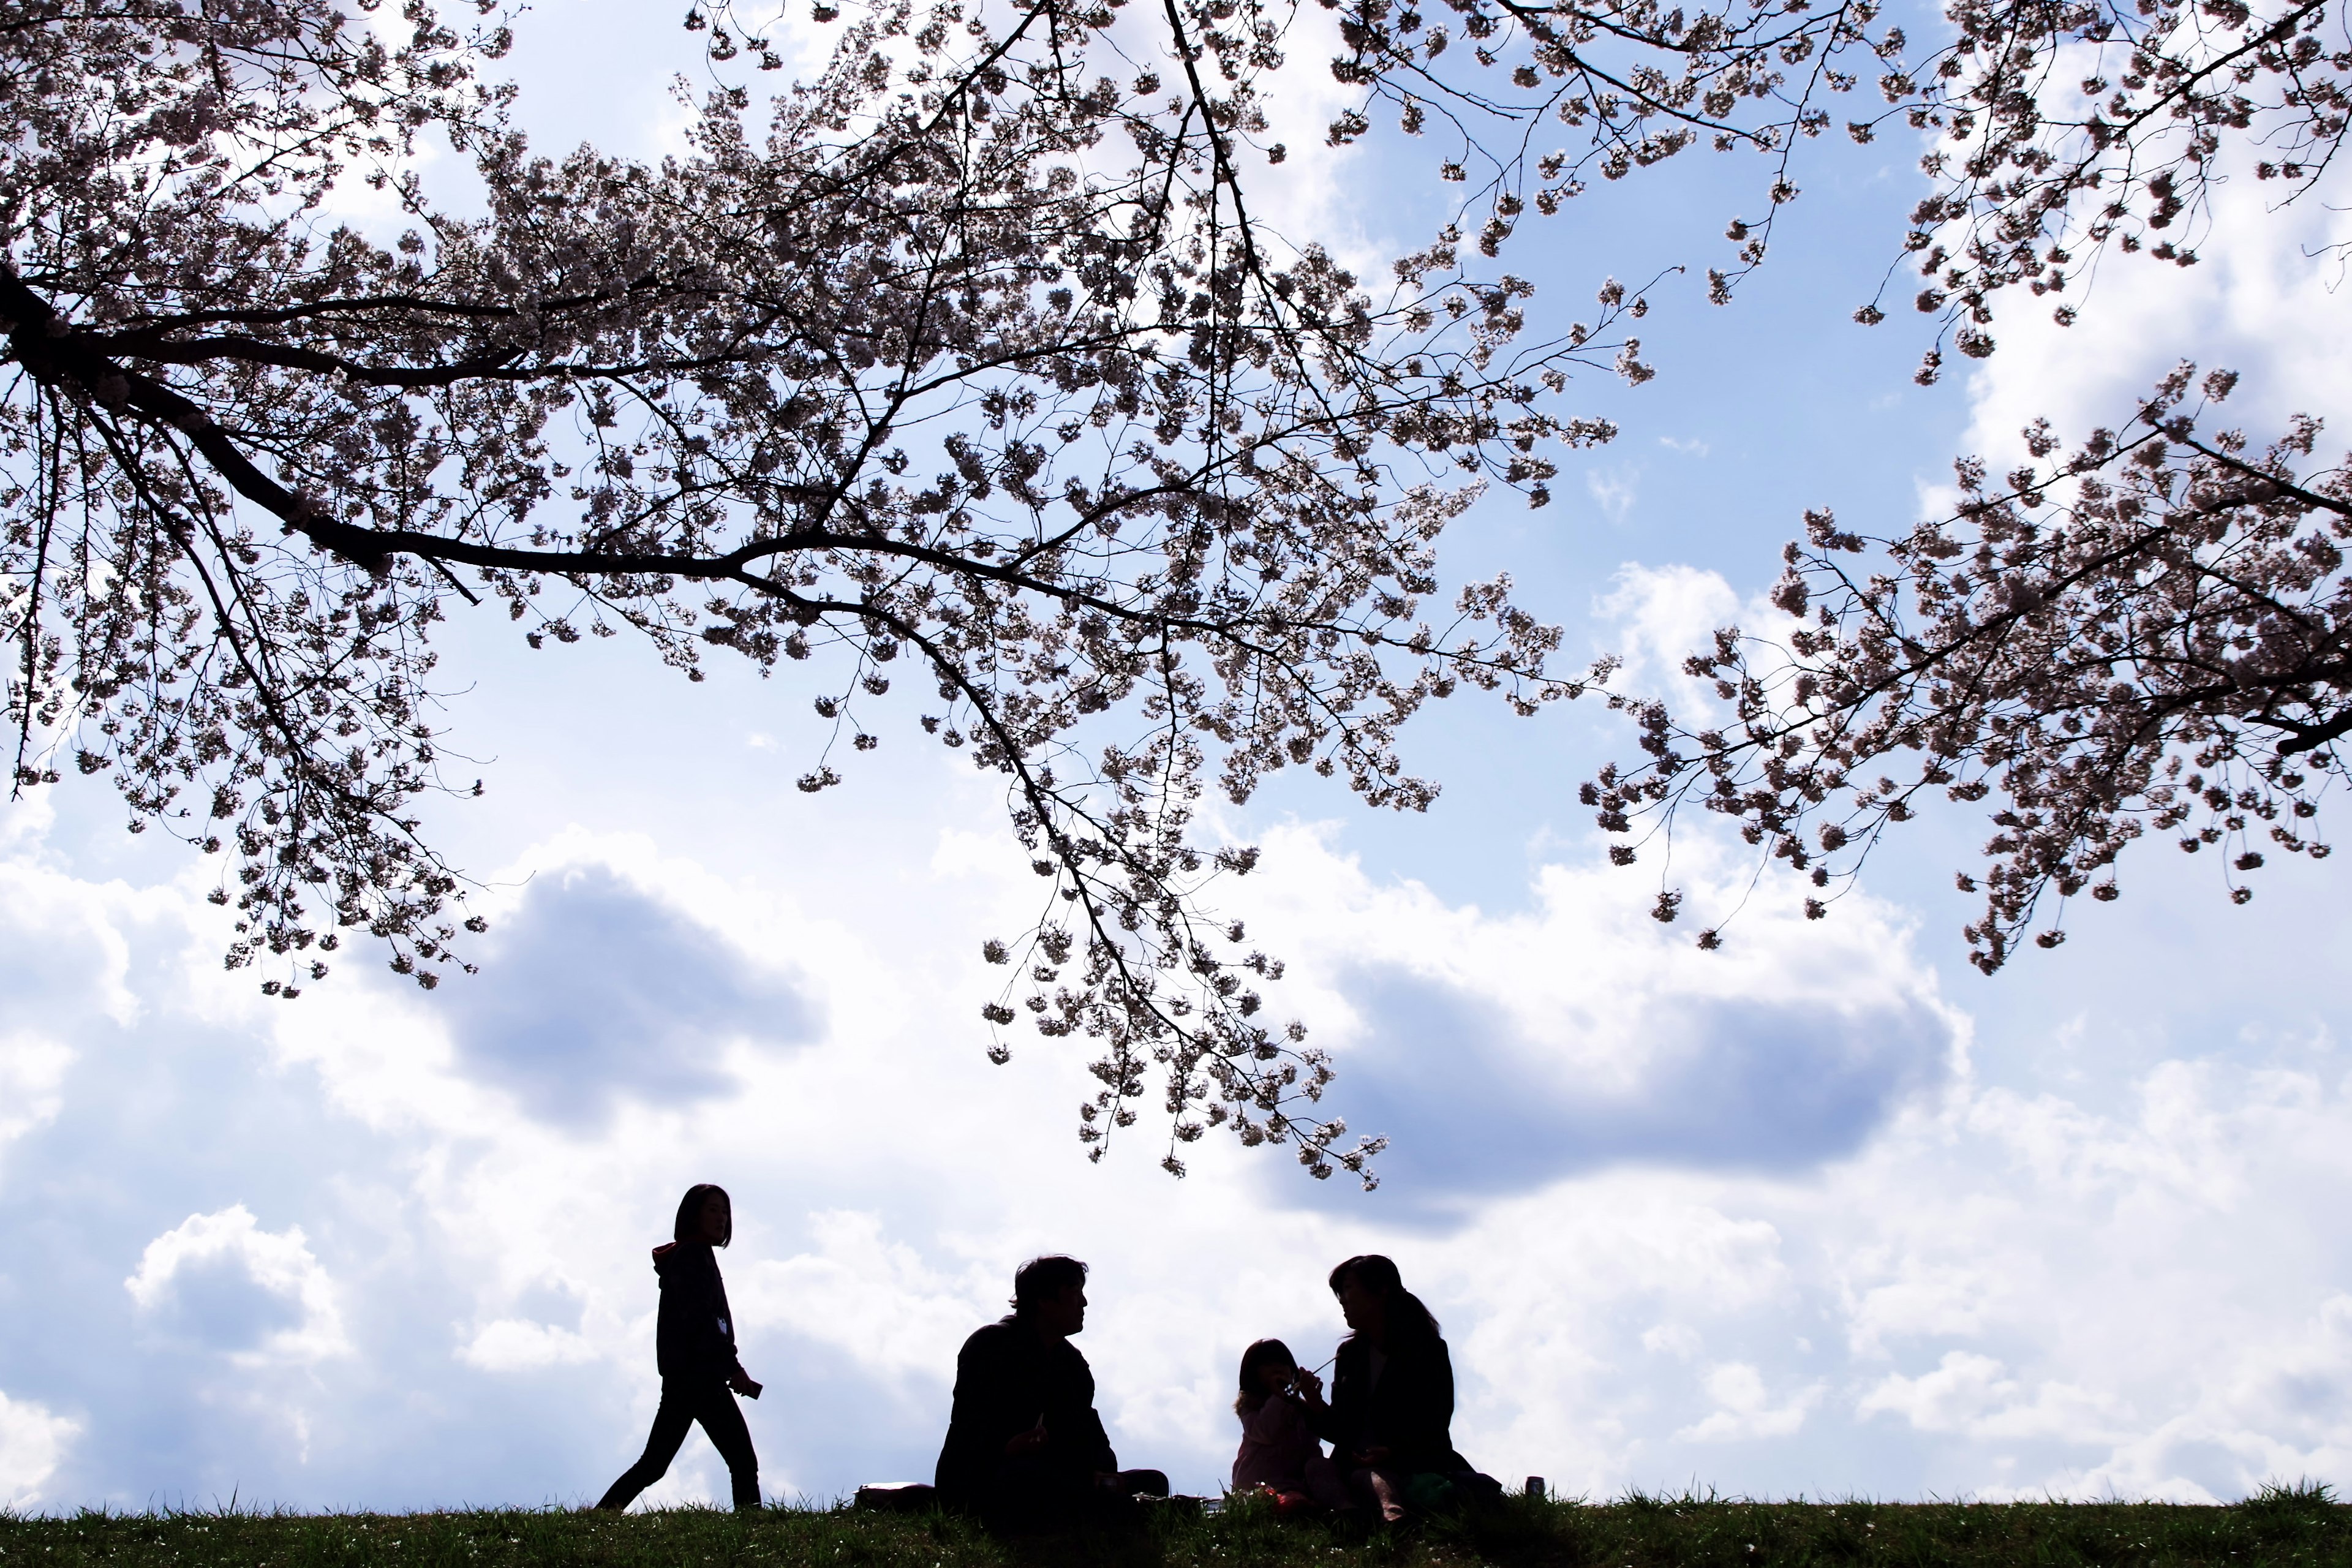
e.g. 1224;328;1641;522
934;1255;1169;1528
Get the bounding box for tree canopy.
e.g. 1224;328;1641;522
3;0;2345;1178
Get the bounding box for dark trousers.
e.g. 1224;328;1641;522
597;1379;760;1511
982;1455;1169;1531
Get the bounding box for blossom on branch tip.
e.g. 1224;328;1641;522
1577;367;2352;972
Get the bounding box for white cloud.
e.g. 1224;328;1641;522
1220;820;1964;1193
1959;159;2352;468
1857;1352;2121;1444
1594;560;1746;706
459;1319;602;1372
1642;1323;1704;1359
741;1211;994;1383
125;1207;349;1365
1677;1362;1820;1442
1840;1257;1991;1360
0;1034;72;1161
0;856;157;1030
1586;465;1643;525
1239;3;1386;278
0;1392;78;1509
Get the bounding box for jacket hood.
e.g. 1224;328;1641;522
654;1241;711;1278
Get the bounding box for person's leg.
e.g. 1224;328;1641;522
691;1385;763;1511
1110;1468;1169;1498
1303;1454;1352;1513
1348;1466;1407;1524
985;1453;1072;1531
597;1385;695;1510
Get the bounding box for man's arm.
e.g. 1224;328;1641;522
1080;1406;1117;1475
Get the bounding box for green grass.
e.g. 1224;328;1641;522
3;1484;2346;1568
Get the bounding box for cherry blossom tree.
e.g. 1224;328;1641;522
1;0;1657;1182
6;0;2345;1186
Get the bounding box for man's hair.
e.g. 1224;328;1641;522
1011;1254;1088;1314
673;1183;733;1246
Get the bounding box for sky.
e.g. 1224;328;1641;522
4;0;2352;1516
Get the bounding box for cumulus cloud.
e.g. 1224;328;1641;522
1593;560;1753;707
1221;823;1963;1207
459;1319;601;1372
1678;1362;1822;1442
1857;1351;2120;1444
0;1392;77;1509
433;863;816;1127
1405;1041;2352;1502
742;1212;995;1383
1959;158;2352;467
0;1035;72;1164
126;1207;349;1365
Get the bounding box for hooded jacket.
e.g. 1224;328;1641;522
654;1242;747;1385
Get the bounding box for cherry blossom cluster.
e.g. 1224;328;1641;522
1586;365;2348;970
1308;0;2345;359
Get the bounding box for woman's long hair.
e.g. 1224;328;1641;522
673;1183;733;1246
1329;1254;1439;1346
1234;1337;1298;1417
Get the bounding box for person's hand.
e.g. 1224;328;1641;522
1005;1415;1048;1457
730;1371;763;1400
1291;1368;1325;1403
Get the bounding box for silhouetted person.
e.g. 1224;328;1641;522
1231;1337;1348;1512
933;1255;1169;1528
597;1183;764;1512
1300;1254;1492;1522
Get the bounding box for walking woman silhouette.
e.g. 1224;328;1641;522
596;1183;765;1511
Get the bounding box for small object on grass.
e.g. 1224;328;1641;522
1527;1477;1546;1499
853;1483;938;1512
1144;1494;1207;1516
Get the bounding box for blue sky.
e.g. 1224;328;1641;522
4;0;2352;1513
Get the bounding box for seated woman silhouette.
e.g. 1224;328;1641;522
933;1254;1168;1528
1298;1254;1489;1522
596;1183;764;1512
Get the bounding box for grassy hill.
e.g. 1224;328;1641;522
4;1485;2345;1568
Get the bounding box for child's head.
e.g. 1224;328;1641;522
1234;1338;1298;1414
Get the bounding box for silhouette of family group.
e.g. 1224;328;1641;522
594;1184;1500;1526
